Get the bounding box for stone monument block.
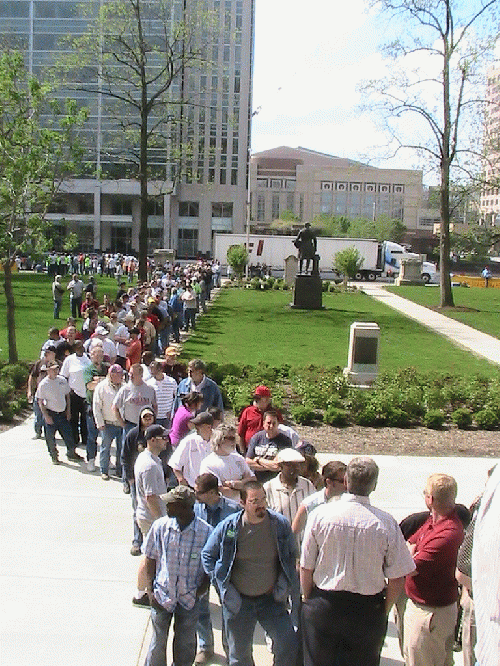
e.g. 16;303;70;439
292;274;323;310
343;321;380;386
284;255;299;287
395;257;423;285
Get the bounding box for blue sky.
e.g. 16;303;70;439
250;0;499;185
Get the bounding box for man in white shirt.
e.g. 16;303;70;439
60;340;91;448
169;412;213;488
300;456;415;666
36;361;83;463
66;274;84;319
146;360;177;429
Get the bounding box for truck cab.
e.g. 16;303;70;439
383;241;437;283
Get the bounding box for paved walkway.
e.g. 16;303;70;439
1;416;495;666
361;283;500;366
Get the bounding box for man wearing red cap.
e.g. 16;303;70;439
237;385;282;453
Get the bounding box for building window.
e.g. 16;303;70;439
178;201;199;217
272;194;280;220
111;226;132;254
257;194;265;221
177;228;198;258
147;199;164;216
212;202;233;231
148;228;163;251
111;199;132;216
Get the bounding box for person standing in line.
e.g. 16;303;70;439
263;448;314;526
146;361;177;429
174;359;224;414
36;361;83;463
67;273;84;318
193;473;241;665
300;457;415;666
83;345;109;473
403;474;464;666
60;340;92;449
92;364;125;480
202;479;299;666
140;486;212;666
169;412;214;488
245;409;292;482
52;274;65;319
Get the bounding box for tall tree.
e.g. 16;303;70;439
363;0;499;306
61;0;216;282
0;51;86;363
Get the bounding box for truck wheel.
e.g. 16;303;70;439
354;272;363;281
421;273;430;284
367;272;377;281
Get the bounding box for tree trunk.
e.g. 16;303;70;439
138;70;149;283
3;259;18;363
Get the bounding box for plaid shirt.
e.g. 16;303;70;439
144;515;212;611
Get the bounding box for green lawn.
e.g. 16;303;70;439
1;275;497;374
385;285;500;339
0;273;121;361
182;287;496;374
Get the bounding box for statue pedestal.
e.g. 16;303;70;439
292;274;323;310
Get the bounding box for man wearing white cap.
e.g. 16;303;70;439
264;448;315;526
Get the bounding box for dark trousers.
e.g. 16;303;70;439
69;391;88;447
302;588;387;666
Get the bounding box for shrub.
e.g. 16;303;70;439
322;281;330;292
290;404;316;425
386;408;412;428
0;363;28;390
250;277;260;290
474;409;498;430
353;404;381;427
451;407;473;429
423;409;445;429
324;406;348;426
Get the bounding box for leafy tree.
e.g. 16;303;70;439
226;244;249;279
271;211;300;234
313;214;351;237
0;51;86;363
60;0;217;282
363;0;499;307
314;213;406;242
333;247;364;288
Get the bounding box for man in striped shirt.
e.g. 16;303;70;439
263;448;315;525
141;486;212;666
147;361;177;429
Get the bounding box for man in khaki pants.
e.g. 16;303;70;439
403;474;464;666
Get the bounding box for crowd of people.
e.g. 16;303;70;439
28;271;499;666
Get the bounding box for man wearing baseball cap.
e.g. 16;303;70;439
237;385;283;453
140;485;212;666
134;424;169;539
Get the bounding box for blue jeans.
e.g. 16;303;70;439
53;300;62;319
86;407;98;462
224;593;298;666
197;588;228;656
183;309;196;330
44;409;76;458
33;400;44;437
146;599;200;666
158;325;171;353
99;423;122;475
130;479;143;548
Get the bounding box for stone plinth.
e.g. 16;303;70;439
284;255;298;287
395;257;423;285
292;274;323;309
343;321;380;386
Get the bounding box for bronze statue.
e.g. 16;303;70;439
294;223;317;274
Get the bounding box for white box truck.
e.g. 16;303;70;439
213;234;437;282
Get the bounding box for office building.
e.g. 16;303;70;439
480;64;500;226
250;146;424;242
0;0;254;257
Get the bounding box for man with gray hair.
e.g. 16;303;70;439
300;456;415;666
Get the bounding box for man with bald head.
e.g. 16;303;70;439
300;456;415;666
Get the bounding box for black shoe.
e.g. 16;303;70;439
67;451;84;462
51;456;60;465
130;544;142;556
123;480;131;494
132;593;150;607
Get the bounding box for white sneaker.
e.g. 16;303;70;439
87;459;96;472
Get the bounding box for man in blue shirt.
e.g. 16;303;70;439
141;486;212;666
174;359;224;414
194;473;241;664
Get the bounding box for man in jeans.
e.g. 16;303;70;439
140;486;212;666
201;479;299;666
36;361;83;463
92;364;125;480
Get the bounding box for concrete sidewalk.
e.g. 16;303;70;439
361;283;500;366
1;415;495;666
